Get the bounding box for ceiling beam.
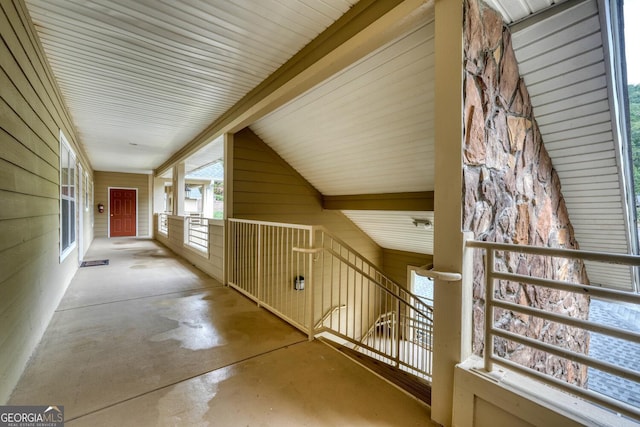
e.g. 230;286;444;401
155;0;434;176
323;191;434;211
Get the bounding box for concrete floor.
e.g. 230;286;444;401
10;238;436;426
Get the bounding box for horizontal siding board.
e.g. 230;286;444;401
555;166;618;178
234;192;320;206
536;99;610;126
0;158;58;198
558;175;619;186
546;141;613;158
0;214;57;253
0;29;59;144
0;3;75;141
0;0;93;403
0;228;57;284
233;181;318;196
0;128;58;182
533;79;607;114
0;68;57;153
551;151;614;166
382;248;432;288
0;99;57;167
542;122;611;144
529;67;606;105
543;132;612;151
0;189;57;219
534;88;608;118
539;111;611;135
512;3;599;61
522;47;603;86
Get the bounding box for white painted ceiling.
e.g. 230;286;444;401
342;211;434;255
484;0;567;24
251;21;434;196
24;0;357;173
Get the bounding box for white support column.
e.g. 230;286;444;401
431;0;464;426
173;162;186;217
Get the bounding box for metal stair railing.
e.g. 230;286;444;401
227;218;433;380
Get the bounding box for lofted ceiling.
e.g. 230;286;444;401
251;20;434;196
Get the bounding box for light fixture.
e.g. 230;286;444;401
412;218;433;230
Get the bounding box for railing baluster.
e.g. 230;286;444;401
485;246;494;373
226;219;433;380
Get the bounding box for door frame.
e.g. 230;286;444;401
78;163;84;263
108;187;139;238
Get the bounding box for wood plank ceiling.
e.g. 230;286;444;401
250;19;435;255
24;0;357;173
251;20;434;196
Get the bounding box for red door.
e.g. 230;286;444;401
110;189;136;237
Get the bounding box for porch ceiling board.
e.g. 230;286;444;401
341;210;434;255
250;20;435;197
506;0;635;290
24;0;359;173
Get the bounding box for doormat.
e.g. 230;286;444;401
80;259;109;267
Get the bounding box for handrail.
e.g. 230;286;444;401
314;304;346;329
358;311;396;347
298;233;434;316
468;238;640;421
467;239;640;266
158;213;168;235
185;215;208;253
229;217;315;231
324;246;432;319
227;218;434;379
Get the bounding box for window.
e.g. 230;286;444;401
60;131;77;261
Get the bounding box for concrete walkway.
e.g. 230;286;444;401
9;238;435;426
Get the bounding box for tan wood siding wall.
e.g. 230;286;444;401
94;172;150;238
382;248;433;289
0;0;92;403
233;128;382;265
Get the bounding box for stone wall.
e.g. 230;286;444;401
463;0;590;386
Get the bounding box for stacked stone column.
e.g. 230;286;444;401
463;0;590;386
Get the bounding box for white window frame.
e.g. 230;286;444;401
84;171;90;211
59;131;77;262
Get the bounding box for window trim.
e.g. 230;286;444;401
59;130;77;262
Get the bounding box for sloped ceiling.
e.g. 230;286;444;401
251;20;434;196
250;19;435;256
24;0;358;173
